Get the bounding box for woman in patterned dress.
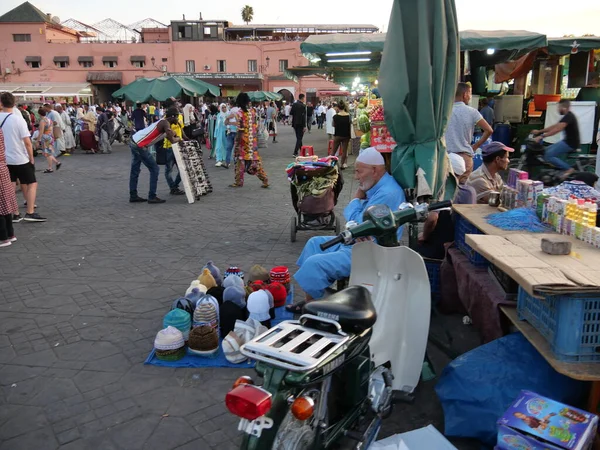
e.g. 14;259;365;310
0;128;19;247
230;93;269;189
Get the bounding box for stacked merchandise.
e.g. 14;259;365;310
172;140;213;204
368;104;396;153
151;262;292;365
537;181;600;247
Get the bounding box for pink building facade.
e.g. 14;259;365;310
0;2;369;104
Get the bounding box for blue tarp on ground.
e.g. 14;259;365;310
435;332;588;446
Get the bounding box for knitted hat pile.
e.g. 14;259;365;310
154;326;186;361
198;268;217;290
203;261;223;286
247;290;271;322
188;325;219;356
223;286;246;308
266;283;287;308
207;286;225;307
247;265;270;283
223;274;245;289
186;280;207;296
163;309;192;341
224;266;244;279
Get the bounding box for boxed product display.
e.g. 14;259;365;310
508;168;529;189
517;180;544;209
497;390;598;450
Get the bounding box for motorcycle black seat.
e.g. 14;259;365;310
303;285;377;334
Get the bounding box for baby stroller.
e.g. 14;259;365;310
289;162;344;242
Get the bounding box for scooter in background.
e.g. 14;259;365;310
225;200;451;450
510;135;596;186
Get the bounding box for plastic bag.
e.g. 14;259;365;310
435;333;587;446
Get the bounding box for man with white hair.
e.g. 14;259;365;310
287;148;406;310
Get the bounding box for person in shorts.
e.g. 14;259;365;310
0;92;46;222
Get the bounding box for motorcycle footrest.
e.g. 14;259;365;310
392;390;415;405
344;430;365;442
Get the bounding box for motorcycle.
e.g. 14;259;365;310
225;200;452;450
510;135;596;186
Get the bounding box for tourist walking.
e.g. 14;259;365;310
230;93;269;189
291;94;307;157
332;100;351;169
59;105;75;154
0;128;19;247
45;104;65;156
224;99;239;169
266;101;278;143
96;107;113;154
326;103;336;140
0;92;45;222
35;108;61;173
214;103;228;167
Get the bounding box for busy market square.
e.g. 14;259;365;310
1;0;600;449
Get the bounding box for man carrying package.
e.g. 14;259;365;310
286;147;405;312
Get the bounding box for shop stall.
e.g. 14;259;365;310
0;82;94;105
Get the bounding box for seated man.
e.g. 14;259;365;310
79;123;98;153
288;148;405;312
467;141;513;204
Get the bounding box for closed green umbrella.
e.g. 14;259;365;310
113;76;220;102
379;0;459;200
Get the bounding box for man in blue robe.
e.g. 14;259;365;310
289;148;406;310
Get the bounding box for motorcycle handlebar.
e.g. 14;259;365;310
320;234;345;251
428;200;452;211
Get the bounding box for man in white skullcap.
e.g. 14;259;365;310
288;148;406;310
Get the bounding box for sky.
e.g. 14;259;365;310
1;0;599;37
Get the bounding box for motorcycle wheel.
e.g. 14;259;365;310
271;410;317;450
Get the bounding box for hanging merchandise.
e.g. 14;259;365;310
171;140;213;204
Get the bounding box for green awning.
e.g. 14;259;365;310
459;29;547;52
379;0;459;200
112;76;220;102
548;37;600;55
285;65;379;86
301;33;386;55
247;91;283;102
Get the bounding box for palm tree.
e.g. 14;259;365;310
241;5;254;25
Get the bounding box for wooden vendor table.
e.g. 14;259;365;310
452;204;522;235
452;204;600;415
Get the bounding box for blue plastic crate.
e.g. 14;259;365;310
424;259;442;306
517;287;600;363
454;215;488;267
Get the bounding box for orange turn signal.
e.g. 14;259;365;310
232;376;254;389
291;396;315;421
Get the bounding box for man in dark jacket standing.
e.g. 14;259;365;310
290;94;307;157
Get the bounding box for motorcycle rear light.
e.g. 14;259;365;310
232;376;254;389
226;385;272;421
291;396;315;421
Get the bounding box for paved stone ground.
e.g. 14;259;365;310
0;125;481;449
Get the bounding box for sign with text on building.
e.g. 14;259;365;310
168;72;264;80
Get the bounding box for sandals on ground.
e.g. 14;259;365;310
43;169;53;173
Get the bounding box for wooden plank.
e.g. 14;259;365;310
501;306;600;381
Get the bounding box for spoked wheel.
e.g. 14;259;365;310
272;410;317;450
291;217;297;242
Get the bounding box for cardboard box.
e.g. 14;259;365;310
497;391;598;450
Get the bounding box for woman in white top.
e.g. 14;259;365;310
325;103;337;140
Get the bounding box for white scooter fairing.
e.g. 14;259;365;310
349;241;431;393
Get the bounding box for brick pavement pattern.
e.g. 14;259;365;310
0;125;479;450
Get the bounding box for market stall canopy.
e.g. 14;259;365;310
0;82;93;98
547;37;600;55
112;76;220;102
459;30;547;52
285;65;379;85
247;91;283;101
301;33;386;56
379;0;459;200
